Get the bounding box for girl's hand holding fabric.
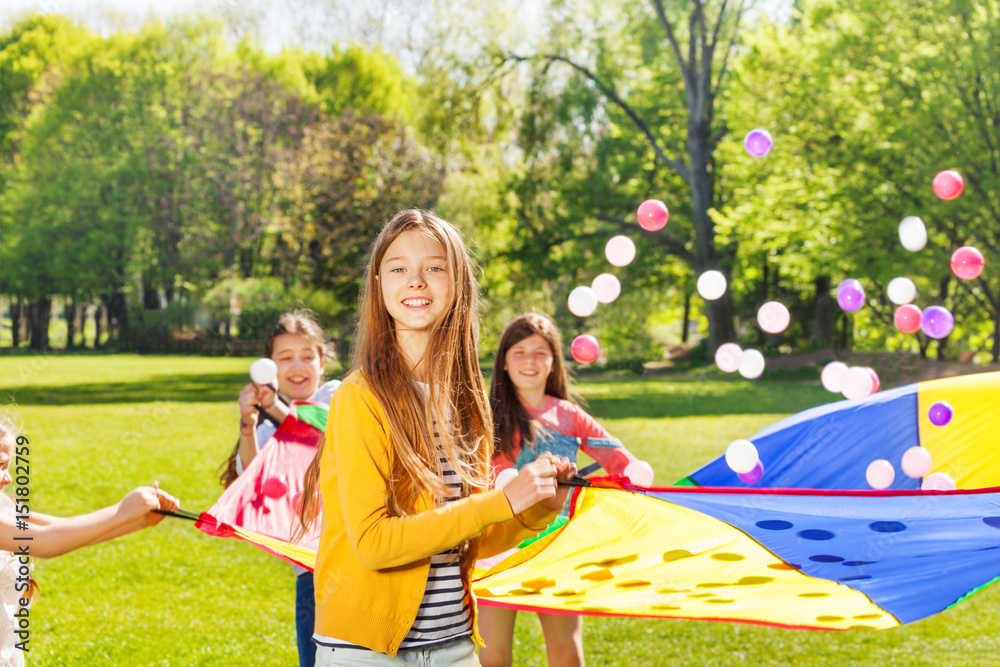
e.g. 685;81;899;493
118;487;180;527
502;453;576;514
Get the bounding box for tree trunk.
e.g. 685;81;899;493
24;302;34;349
812;276;836;347
689;132;736;353
65;299;76;349
681;290;691;344
10;297;20;348
29;298;50;351
78;304;86;348
94;305;103;349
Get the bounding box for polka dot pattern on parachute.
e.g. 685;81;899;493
982;517;1000;529
869;521;907;533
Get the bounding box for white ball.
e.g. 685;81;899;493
887;277;917;305
725;439;759;474
841;366;874;400
249;358;278;385
605;235;637;267
738;349;765;379
715;343;743;373
624;460;655;487
865;459;895;490
494;468;518;490
899;216;927;252
756;301;791;334
567;286;599;317
820;361;848;393
697;270;727;301
591;273;622;304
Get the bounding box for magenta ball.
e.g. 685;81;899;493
744;129;773;157
933;170;964;200
928;401;953;426
921;306;954;339
950;246;985;280
571;334;600;364
894;304;922;334
738;461;764;484
637;199;669;231
836;279;866;313
262;477;288;498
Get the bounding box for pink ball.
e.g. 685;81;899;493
637;199;669;231
841;366;874;400
950;246;985;280
715;343;743;373
921;471;956;491
624;460;655;487
262;477;288;498
932;170;964;200
571;334;600;364
894;304;923;334
865;459;895;490
862;367;880;394
901;446;933;479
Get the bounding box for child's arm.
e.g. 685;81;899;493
2;487;179;558
328;382;566;571
572;405;637;475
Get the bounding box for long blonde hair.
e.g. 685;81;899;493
298;210;492;541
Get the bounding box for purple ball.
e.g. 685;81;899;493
836;279;866;313
738;460;764;484
928;401;953;427
744;129;773;157
921;305;955;339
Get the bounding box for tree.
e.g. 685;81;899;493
499;0;751;353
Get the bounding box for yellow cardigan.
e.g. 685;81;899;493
314;371;559;657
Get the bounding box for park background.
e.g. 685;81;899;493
2;0;1000;664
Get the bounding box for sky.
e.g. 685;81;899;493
2;0;792;55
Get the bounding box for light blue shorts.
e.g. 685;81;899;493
315;637;479;666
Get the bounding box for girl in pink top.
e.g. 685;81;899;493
480;313;638;667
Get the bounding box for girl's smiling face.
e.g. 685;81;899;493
504;333;555;397
379;231;454;334
271;333;325;401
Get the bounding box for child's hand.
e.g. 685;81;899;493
550;456;579;511
238;383;261;425
117;487;164;524
501;453;575;515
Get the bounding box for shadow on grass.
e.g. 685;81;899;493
579;377;834;420
0;372;247;405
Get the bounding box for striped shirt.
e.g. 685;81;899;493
313;450;472;652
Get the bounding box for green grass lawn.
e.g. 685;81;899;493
1;355;999;666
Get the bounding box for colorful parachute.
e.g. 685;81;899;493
472;482;1000;629
187;372;1000;630
682;371;1000;490
194;402;326;570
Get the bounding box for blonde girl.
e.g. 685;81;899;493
300;209;576;664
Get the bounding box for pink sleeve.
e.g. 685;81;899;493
571;404;637;475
